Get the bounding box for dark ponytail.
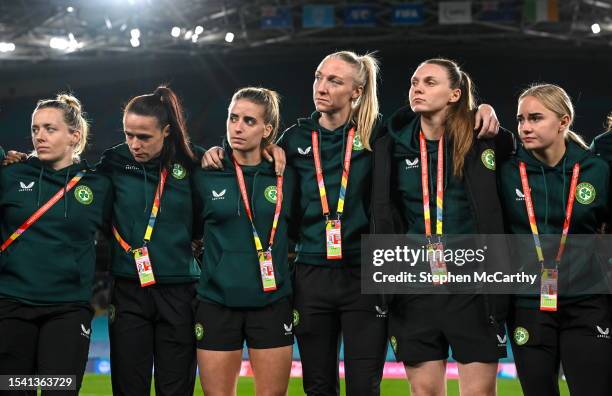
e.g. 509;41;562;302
124;85;195;168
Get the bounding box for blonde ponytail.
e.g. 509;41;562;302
324;51;380;150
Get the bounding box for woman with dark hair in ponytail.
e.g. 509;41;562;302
98;85;203;396
372;58;514;395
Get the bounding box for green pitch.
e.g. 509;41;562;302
79;374;570;395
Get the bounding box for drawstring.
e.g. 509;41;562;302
36;167;44;207
251;171;259;218
141;163;148;214
561;157;567;213
540;166;549;229
63;168;70;218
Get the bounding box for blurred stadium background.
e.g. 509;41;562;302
1;0;610;394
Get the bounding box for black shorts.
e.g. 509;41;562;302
389;294;507;365
194;297;294;351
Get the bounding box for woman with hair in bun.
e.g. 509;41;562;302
0;94;113;394
98;86;203;396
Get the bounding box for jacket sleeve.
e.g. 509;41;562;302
494;127;517;166
190;172;205;241
283;166;301;243
370;134;404;235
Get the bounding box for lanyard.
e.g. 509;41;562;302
419;131;444;238
1;170;87;253
519;161;580;264
311;127;355;219
234;160;284;252
113;168;168;252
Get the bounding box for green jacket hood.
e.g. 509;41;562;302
516;139;590;173
296;111;354;135
220;140;277;176
386;106;422;157
25;156;93;218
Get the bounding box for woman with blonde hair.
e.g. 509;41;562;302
500;84;611;395
0;94;113;394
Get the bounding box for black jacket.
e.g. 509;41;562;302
370;106;516;323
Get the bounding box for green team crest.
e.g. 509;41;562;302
74;185;93;205
575;182;595;205
481;149;496;170
264;185;278;204
194;323;204;340
172;164;187;180
390;336;398;353
352;134;365;151
513;327;529;346
292;309;300;327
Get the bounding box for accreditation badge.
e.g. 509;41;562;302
259;249;277;292
427;242;447;285
326;219;342;260
134;246;156;287
540;268;558;311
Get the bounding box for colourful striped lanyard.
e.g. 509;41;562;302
113;168;168;252
0;170;87;253
519;161;580;264
234;160;284;253
311;127;355;220
419;131;444;238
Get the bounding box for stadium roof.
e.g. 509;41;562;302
0;0;610;65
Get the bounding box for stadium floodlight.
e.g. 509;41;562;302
171;27;181;37
192;35;198;43
0;42;16;52
130;28;141;39
130;37;140;47
195;26;204;35
105;17;112;30
225;32;235;43
67;6;74;13
50;37;70;50
66;33;82;52
591;23;601;34
184;30;193;40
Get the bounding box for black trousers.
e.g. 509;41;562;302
293;264;388;396
0;299;93;396
108;278;197;396
509;296;612;396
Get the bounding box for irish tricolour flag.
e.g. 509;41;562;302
523;0;559;23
